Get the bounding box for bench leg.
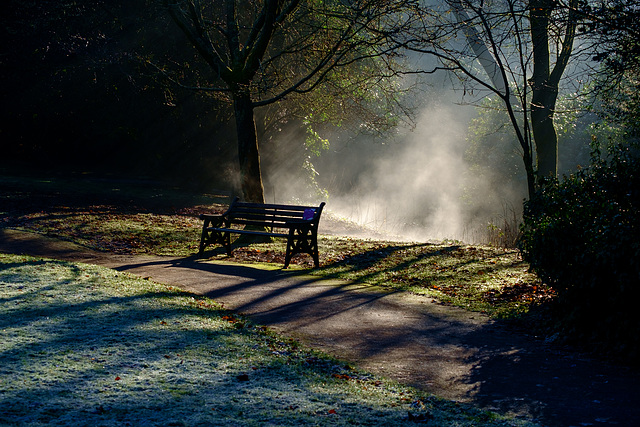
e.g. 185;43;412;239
198;230;212;257
223;231;232;256
199;221;232;257
199;219;211;257
285;225;319;268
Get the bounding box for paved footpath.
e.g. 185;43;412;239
2;228;639;426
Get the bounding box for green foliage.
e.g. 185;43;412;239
580;0;640;76
304;116;331;157
519;143;640;362
299;118;331;200
464;97;526;193
589;68;640;148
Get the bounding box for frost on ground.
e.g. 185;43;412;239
0;254;536;426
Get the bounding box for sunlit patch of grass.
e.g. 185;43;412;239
197;235;551;319
0;254;537;426
311;237;551;319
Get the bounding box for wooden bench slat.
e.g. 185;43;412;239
234;202;309;211
231;210;307;219
231;214;303;220
219;220;290;229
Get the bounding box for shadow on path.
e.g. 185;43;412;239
2;228;639;426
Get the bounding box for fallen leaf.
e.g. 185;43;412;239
332;373;352;380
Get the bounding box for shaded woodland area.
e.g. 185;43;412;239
1;1;260;190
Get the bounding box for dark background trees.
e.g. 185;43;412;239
581;0;640;149
1;1;237;189
517;0;640;363
1;0;412;200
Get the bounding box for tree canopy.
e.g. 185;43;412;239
160;0;414;202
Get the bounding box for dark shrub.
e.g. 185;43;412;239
519;145;640;363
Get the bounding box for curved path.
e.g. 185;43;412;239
1;228;639;426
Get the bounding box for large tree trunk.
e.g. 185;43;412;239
530;0;577;179
530;0;557;179
530;87;559;178
233;91;265;203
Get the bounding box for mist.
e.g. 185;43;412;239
259;47;534;245
261;94;529;245
327;104;470;241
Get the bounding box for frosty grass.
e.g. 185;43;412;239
0;254;536;426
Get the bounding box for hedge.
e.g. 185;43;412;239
519;145;640;363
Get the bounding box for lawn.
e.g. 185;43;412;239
0;253;536;426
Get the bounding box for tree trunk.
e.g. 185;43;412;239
530;88;558;178
529;0;568;179
233;91;265;203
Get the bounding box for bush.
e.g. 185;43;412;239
519;144;640;363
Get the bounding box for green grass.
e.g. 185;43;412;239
0;254;537;426
6;210;550;319
241;237;549;319
9;210;203;255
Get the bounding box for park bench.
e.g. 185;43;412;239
198;197;325;268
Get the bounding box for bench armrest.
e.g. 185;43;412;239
285;204;324;229
199;213;224;220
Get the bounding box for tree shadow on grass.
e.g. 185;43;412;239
1;258;441;426
112;246;640;427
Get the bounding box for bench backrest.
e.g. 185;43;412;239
225;197;325;230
